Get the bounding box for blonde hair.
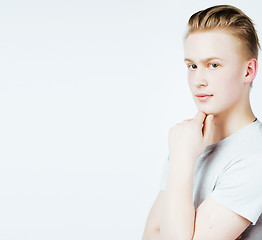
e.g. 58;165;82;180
186;5;260;60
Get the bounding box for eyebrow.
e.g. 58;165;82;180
184;57;223;63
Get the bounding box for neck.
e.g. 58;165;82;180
210;102;256;145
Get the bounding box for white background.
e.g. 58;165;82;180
0;0;262;239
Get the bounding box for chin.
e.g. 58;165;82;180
196;106;216;116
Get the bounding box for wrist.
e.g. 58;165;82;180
169;154;196;171
168;158;195;190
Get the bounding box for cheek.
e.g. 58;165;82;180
187;73;194;89
215;70;244;101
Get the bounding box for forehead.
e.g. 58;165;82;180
184;30;243;61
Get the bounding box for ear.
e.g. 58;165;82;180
244;58;258;85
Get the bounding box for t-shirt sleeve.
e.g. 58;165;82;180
159;155;169;191
209;153;262;225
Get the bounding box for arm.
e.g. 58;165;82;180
162;166;250;240
193;196;250;239
160;112;211;239
142;180;250;240
142;191;166;240
160;156;195;240
160;112;250;240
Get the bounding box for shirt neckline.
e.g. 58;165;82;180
203;119;260;153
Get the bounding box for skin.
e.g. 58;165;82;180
142;30;258;240
185;30;257;143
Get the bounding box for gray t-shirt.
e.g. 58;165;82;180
160;120;262;239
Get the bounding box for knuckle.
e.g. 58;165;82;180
169;124;180;133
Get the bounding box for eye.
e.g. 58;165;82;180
188;64;197;70
209;63;219;69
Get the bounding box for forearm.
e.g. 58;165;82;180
160;158;196;240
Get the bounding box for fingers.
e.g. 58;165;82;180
203;114;214;145
194;111;206;124
194;111;214;145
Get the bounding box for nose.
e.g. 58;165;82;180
194;67;208;88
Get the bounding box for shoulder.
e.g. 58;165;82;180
242;120;262;151
224;120;262;166
234;120;262;169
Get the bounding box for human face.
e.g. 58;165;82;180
184;30;248;116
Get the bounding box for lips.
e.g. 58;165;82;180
195;93;213;102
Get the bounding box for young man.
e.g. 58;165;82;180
142;5;262;240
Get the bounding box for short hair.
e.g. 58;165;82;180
186;5;260;60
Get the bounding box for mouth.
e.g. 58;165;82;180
195;93;213;102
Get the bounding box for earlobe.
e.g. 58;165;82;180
244;59;258;84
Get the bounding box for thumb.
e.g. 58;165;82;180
203;114;214;145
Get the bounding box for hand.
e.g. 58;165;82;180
168;112;214;164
